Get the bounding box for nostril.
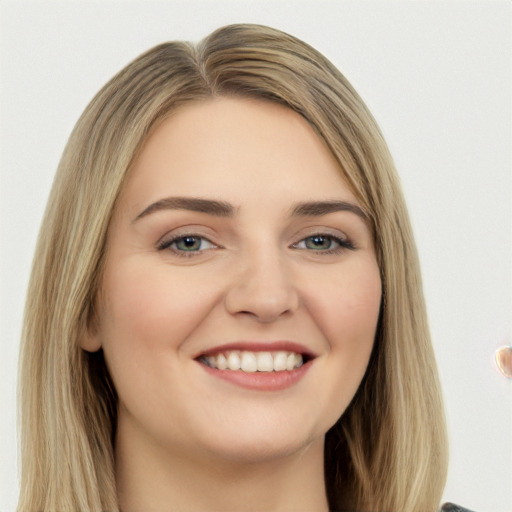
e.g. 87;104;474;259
223;266;300;322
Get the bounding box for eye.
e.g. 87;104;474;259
293;234;354;253
158;235;217;254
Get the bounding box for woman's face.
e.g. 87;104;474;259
84;97;381;464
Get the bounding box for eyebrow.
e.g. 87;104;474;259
134;197;235;222
291;200;367;220
133;197;367;222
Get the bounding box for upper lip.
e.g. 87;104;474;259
195;341;318;360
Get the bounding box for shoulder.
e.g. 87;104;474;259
440;503;477;512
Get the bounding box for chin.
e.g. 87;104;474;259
208;435;321;465
194;415;327;465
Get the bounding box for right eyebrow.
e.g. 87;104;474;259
290;200;368;221
133;196;236;223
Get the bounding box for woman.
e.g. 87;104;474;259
18;23;467;511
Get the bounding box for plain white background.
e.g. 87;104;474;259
1;1;510;510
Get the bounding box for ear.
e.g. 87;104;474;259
80;304;102;353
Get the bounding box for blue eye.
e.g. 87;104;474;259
304;235;336;250
158;235;216;254
294;234;354;253
174;236;203;251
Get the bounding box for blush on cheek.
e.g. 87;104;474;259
100;263;221;359
340;267;381;326
313;274;380;344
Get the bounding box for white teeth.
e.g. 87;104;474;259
256;352;274;372
216;353;228;370
202;350;304;372
240;352;257;372
287;353;300;370
227;352;241;370
273;351;288;371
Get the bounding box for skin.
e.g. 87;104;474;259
82;97;382;512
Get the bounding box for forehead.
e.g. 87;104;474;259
122;97;358;212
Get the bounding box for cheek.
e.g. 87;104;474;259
305;258;381;416
96;261;226;429
308;260;382;350
312;262;381;424
98;262;220;366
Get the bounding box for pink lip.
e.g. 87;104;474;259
198;362;312;391
194;340;316;392
195;340;317;359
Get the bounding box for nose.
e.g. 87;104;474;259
224;247;299;323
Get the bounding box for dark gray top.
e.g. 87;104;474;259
331;503;476;511
440;503;477;512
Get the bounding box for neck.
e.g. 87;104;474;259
115;420;329;512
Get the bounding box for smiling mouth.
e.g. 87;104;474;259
195;341;316;391
199;350;305;372
195;344;315;391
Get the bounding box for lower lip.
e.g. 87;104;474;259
198;361;313;391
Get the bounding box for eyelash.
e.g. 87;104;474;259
292;233;355;254
157;233;218;257
157;233;355;257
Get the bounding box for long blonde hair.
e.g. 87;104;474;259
18;23;448;511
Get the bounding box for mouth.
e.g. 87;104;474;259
194;342;316;391
199;350;306;372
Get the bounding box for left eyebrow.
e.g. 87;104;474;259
133;196;235;222
290;200;367;220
